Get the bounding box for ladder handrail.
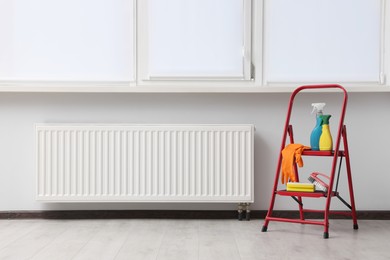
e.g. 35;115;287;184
287;85;347;196
270;84;348;221
282;84;347;150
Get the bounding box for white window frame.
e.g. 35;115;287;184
261;0;387;90
0;0;138;88
137;0;253;85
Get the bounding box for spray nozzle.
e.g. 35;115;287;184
311;103;326;114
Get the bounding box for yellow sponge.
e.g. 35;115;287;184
286;182;315;192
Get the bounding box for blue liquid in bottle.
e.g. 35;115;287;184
310;115;323;151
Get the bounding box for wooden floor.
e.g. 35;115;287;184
0;219;389;260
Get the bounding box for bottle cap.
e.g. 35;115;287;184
321;114;331;124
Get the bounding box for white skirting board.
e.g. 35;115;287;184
36;124;254;203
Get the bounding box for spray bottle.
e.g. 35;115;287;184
319;115;333;151
310;103;325;151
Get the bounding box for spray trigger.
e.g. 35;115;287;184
311;103;326;115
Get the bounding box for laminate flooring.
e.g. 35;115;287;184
0;219;388;260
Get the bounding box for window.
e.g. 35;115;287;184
263;0;383;84
141;0;252;80
0;0;134;82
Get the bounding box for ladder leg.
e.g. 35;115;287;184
345;154;358;229
262;165;281;231
293;164;305;220
262;189;276;231
263;145;286;231
342;126;358;229
323;195;331;239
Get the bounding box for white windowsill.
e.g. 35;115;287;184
0;81;389;93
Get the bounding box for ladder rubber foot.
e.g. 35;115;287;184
323;232;329;239
246;212;251;221
353;224;359;230
238;212;244;221
261;226;268;232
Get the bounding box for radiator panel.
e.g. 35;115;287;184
36;124;254;202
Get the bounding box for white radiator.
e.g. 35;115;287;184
36;124;254;202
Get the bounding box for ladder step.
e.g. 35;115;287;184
276;190;338;198
266;216;324;226
302;150;345;156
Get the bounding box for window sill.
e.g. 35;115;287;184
0;81;389;93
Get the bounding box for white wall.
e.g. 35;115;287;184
0;92;389;211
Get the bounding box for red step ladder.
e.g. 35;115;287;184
261;84;358;239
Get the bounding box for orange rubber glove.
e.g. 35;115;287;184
281;144;310;184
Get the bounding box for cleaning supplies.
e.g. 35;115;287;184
308;172;330;192
281;144;310;184
286;182;315;192
310;103;325;151
319;114;333;151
